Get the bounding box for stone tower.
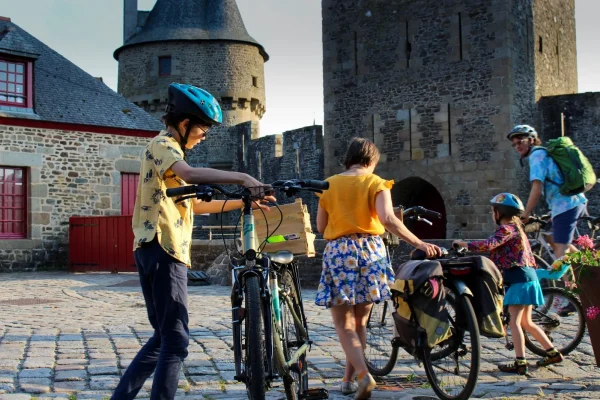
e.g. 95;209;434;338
114;0;268;142
322;0;577;239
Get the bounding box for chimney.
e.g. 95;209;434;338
123;0;138;44
0;16;11;22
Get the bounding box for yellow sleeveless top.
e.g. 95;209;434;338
318;174;394;240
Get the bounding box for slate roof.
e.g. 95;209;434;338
114;0;268;61
0;19;163;132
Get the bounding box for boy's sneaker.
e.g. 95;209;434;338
354;373;376;399
537;349;564;367
341;381;357;395
498;359;528;375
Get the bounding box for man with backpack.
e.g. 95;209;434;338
508;124;593;261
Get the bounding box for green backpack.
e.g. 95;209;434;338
531;137;597;196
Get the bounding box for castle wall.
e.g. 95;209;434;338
322;0;540;239
538;93;600;218
533;0;578;100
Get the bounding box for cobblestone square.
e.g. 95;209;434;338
0;273;598;399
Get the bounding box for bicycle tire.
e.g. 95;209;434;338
273;268;308;400
245;275;267;399
422;293;480;400
524;287;586;357
364;300;399;376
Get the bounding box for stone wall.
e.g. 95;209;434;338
0;124;151;271
322;0;536;239
117;41;266;136
533;0;577;100
321;0;580;239
538;93;600;218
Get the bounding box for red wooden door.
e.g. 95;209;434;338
69;216;136;272
121;173;139;215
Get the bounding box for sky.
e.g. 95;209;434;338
0;0;598;136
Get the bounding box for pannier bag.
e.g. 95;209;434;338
390;260;452;354
439;255;505;338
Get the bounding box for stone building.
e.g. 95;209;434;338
322;0;597;239
115;0;324;232
0;17;162;271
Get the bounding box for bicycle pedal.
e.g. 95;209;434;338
301;388;329;399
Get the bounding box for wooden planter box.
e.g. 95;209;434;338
578;266;600;366
252;198;316;257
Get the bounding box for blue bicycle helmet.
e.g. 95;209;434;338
167;83;223;126
507;124;538;140
490;193;525;221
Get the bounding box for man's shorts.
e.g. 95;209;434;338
552;204;587;244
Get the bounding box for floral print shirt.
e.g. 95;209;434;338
132;131;193;266
467;223;536;271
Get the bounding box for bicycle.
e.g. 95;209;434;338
364;208;481;400
166;179;330;400
364;205;440;376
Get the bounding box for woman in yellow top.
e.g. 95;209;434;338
315;138;441;399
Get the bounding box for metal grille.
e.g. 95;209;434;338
0;298;61;305
375;376;430;391
108;279;140;287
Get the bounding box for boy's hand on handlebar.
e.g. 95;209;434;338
453;240;468;249
520;212;531;224
241;175;273;198
417;242;443;258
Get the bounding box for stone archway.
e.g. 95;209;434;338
391;177;447;239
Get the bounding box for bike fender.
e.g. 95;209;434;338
450;280;473;297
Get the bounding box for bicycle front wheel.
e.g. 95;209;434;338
422;292;480;400
245;275;267;399
273;267;308;400
364;299;399;376
524;287;586;356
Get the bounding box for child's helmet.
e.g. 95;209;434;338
490;193;525;217
507;124;538;140
166;83;223;125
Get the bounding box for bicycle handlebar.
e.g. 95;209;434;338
403;206;442;220
165;179;329;203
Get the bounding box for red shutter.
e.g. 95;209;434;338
121;173;139;215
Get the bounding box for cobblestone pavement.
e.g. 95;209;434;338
0;272;598;400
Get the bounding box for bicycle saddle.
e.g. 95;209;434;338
265;251;294;264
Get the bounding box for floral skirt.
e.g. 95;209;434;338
315;234;394;308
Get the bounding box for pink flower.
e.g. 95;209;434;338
586;306;600;321
574;235;594;250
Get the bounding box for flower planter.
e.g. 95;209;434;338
577;266;600;366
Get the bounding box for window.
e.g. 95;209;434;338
0;166;27;239
159;56;172;76
121;173;139;215
539;36;543;53
0;59;27;107
252;76;258;87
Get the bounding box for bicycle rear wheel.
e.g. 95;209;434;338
273;267;308;400
524;287;586;356
245;275;267;399
364;299;399;376
422;292;480;400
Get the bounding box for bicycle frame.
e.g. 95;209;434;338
231;197;276;383
231;195;311;384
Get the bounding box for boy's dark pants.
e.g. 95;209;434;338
112;238;189;400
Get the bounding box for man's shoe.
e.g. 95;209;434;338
558;302;577;317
